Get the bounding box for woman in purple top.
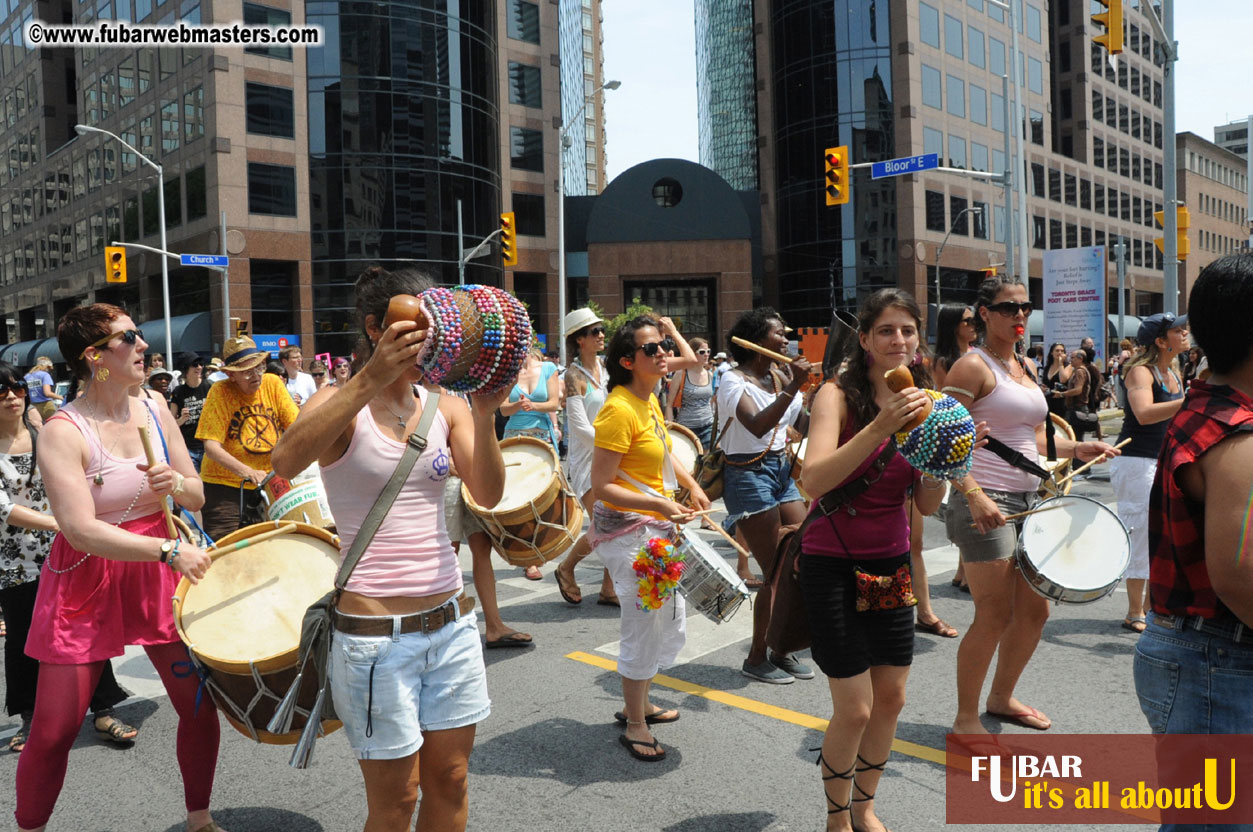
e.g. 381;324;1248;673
796;289;944;832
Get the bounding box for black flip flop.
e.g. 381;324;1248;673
614;709;680;725
484;632;533;649
618;733;666;762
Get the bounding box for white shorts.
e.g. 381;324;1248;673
1111;455;1156;581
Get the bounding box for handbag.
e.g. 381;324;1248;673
1070;405;1100;427
765;441;899;655
690;417;733;502
267;391;442;769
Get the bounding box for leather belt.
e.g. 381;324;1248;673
1153;612;1253;645
333;595;475;637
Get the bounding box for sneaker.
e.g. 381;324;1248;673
741;658;795;685
769;652;815;680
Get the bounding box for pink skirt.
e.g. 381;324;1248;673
26;512;182;665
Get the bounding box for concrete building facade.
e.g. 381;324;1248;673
1176;131;1250;310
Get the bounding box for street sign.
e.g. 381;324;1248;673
255;334;300;356
870;153;940;179
180;253;229;268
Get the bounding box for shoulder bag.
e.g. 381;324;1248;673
267;391;442;769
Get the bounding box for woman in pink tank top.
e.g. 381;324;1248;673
271;266;509;832
940;277;1119;739
795;289;945;832
15;304;221;832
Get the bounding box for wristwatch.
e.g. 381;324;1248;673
159;539;176;563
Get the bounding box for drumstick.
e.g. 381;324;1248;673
669;509;716;521
969;503;1066;527
1053;438;1132;489
137;426;178;540
208;522;298;558
699;518;753;560
730;336;794;365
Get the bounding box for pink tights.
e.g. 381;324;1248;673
14;642;221;830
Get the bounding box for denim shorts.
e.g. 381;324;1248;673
330;609;491;760
722;449;802;527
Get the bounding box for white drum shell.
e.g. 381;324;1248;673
675;533;750;623
1015;495;1129;605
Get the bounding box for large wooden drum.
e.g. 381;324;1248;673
462;436;583;568
172;522;343;744
666;422;704;476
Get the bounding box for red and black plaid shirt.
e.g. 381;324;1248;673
1149;381;1253;619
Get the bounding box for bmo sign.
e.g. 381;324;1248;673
254;334;300;357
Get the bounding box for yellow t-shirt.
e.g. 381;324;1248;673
196;373;300;488
593;386;674;519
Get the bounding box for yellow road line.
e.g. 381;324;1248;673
566;650;947;766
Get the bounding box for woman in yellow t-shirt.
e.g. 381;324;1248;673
591;316;711;763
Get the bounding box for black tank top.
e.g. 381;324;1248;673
1116;365;1183;459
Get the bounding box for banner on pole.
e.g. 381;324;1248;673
1043;246;1106;368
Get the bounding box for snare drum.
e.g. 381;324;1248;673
172;522;343;743
263;463;335;529
675;532;750;623
1015;495;1129;604
463;436;584;568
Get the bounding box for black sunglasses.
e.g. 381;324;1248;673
586;326;605;337
960;316;975;324
311;372;325;377
637;338;677;358
986;302;1033;316
1;381;27;397
80;328;144;358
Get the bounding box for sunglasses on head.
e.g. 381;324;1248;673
636;338;676;358
986;301;1033;316
1;381;27;397
79;328;144;359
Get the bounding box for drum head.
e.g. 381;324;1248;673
1018;496;1129;591
471;437;558;513
667;423;701;475
176;524;340;672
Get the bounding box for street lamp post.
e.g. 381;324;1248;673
557;79;620;368
76;124;173;371
935;206;984;308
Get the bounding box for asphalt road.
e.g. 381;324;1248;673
0;448;1157;831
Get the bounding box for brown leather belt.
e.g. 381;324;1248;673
332;595;476;637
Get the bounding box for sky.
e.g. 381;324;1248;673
603;0;1253;181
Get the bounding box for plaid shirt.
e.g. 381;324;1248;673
1149;381;1253;619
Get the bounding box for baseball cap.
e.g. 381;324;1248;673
713;352;727;360
1136;312;1188;346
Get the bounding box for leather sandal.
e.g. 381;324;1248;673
815;751;854;819
94;714;139;744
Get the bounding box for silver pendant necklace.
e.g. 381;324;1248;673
85;396;132;485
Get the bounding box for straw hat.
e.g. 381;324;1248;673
221;335;268;372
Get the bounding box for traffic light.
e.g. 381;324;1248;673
105;245;127;283
980;266;999;278
1154;206;1191;260
1091;0;1123;54
824;146;849;206
500;211;517;267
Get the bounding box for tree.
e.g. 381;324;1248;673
588;297;658;341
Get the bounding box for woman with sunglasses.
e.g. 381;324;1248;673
718;308;814;685
331;357;353;387
932;304;977;391
554;308;618;606
308;360;330;392
16;304;222;832
592;316;710;761
1041;343;1073;420
665;337;716;449
941;277;1118;737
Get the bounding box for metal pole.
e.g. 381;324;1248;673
220;210;229;349
1008;0;1030;283
155;163;172;371
1247;115;1252;251
1161;0;1178;314
456;199;465;286
1002;74;1014;278
557;142;567;367
1115;238;1126;343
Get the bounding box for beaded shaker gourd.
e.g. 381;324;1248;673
883;364;976;479
382;284;532;394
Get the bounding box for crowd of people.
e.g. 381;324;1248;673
2;252;1250;832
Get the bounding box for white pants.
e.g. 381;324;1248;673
599;522;687;681
1111;455;1156;581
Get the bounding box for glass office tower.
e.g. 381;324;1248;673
695;0;759;191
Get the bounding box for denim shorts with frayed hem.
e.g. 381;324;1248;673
722;449;803;530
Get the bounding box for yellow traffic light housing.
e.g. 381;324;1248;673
980;266;999;278
1154;206;1191;260
824;146;849;206
105;245;127;283
1092;0;1123;54
500;211;517;267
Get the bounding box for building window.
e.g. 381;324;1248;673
183;86;204;142
945;15;964;59
243;3;292;60
507;0;540;44
250;260;296;335
919;2;940;48
652;178;683;208
991;93;1005;132
186;166;206;221
1048;168;1061;202
948;134;967;169
1026;4;1042;41
946;75;965;118
1080;178;1091;210
1049;218;1062;249
160;98;179;155
246;82;294;138
1029;111;1044;146
1031;163;1045;197
508;62;542;108
247;163;297;216
968;26;985;69
1064;173;1076;206
925;190;945;232
1032;215;1045;249
970;84;987;126
512;192;545;236
973;201;989;239
971;142;989;172
1027;57;1043;94
922;64;942;109
923;127;943;158
950;196;969;234
510;127;543;172
989;36;1006;76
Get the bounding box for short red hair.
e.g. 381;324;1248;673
58;303;127;379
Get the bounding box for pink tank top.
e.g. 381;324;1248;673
320;387;461;598
51;400;166;524
967;348;1049;493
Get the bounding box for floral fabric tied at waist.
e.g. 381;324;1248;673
588;501;676;548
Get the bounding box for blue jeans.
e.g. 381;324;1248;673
1134;611;1253;832
187;448;204;473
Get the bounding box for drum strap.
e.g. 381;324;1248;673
981;436;1053;480
334;391;442;589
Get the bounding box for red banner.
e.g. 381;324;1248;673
946;734;1248;824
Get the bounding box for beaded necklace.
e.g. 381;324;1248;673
45;404;153;574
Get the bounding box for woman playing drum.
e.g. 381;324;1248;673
798;289;944;832
942;276;1117;736
591;316;711;761
16;304;220;832
271;266;508;832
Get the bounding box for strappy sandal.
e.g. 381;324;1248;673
94;714;139;744
851;755;889;832
815;751;855;820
